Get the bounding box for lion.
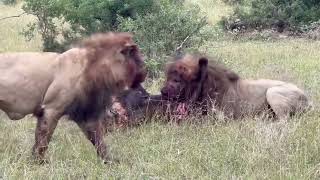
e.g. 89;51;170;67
160;53;311;120
0;32;146;163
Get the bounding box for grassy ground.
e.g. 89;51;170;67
0;1;320;179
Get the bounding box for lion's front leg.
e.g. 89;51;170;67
76;119;115;164
32;108;61;163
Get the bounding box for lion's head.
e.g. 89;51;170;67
161;53;239;103
80;32;146;93
65;32;147;123
161;54;208;102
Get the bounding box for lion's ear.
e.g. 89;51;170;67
226;70;239;82
121;44;138;58
199;57;208;68
196;57;208;82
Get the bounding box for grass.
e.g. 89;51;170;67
0;0;320;179
0;2;41;52
187;0;233;25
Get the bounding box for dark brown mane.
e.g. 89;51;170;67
161;53;243;117
201;56;240;107
207;59;240;83
81;32;140;91
79;32;137;70
65;32;143;123
173;53;240;104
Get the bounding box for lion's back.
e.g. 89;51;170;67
0;52;59;116
0;52;59;71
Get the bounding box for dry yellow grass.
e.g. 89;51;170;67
0;2;41;52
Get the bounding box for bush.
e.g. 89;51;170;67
22;0;157;51
224;0;320;31
118;1;207;76
222;0;244;5
22;0;68;51
301;20;320;40
23;0;208;77
0;0;17;5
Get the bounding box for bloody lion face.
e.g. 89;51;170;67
160;55;208;102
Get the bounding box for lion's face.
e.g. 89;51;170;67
161;55;208;102
83;32;146;92
160;68;189;101
119;43;147;89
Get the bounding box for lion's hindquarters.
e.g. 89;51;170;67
0;65;55;120
266;83;309;119
0;52;58;120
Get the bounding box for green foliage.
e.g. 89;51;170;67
22;0;66;51
118;1;207;77
62;0;156;35
22;0;157;51
222;0;244;5
225;0;320;31
0;0;16;5
22;0;208;76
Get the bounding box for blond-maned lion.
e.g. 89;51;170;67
160;53;311;120
0;32;146;163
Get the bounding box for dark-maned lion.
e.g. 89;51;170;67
160;53;311;120
0;32;146;163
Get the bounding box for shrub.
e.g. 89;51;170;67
22;0;157;51
301;20;320;40
222;0;244;5
118;1;207;77
22;0;67;51
0;0;17;5
23;0;209;77
223;0;320;31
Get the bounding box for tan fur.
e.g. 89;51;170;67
161;53;311;120
0;52;59;119
218;79;310;119
0;32;146;163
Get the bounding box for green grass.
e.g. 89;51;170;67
0;1;320;179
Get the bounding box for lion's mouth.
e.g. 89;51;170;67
161;93;186;103
153;94;189;119
109;95;189;121
173;103;188;119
